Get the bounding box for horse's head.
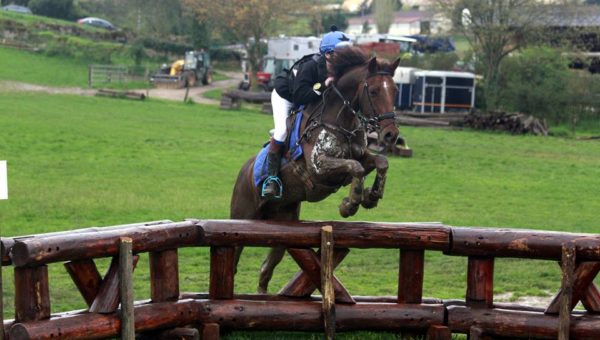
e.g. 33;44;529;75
331;48;400;147
358;57;401;146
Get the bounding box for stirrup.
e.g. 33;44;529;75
261;176;283;199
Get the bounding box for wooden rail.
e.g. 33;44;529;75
1;219;600;339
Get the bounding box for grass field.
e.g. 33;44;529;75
1;92;600;338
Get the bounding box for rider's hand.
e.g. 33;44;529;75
324;76;334;87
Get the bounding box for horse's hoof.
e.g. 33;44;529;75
257;286;267;294
339;197;359;218
361;188;379;209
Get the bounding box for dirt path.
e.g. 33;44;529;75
0;70;244;104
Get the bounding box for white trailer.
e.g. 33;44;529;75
258;36;320;90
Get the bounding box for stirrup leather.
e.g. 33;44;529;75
261;176;283;199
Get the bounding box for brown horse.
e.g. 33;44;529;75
230;47;400;293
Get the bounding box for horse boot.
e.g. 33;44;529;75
261;139;284;200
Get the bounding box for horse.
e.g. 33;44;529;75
230;47;401;293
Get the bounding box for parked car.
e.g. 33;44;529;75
1;5;32;14
77;17;115;30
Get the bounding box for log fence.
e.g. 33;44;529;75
1;219;600;339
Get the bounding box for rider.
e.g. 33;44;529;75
262;26;351;200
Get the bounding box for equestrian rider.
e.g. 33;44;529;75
262;26;351;200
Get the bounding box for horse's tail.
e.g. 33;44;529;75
230;156;263;219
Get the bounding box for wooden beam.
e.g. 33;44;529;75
198;220;450;250
321;226;336;340
279;248;349;298
150;249;179;302
559;243;576;340
209;246;235;299
64;259;102;307
286;248;355;304
398;249;424;304
202;323;220;340
546;261;600;314
466;257;494;308
119;238;135;340
425;325;451;340
581;282;600;313
11;221;198;267
89;255;139;314
14;265;50;322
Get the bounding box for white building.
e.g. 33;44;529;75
346;10;447;36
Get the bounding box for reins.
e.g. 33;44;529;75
293;66;397;151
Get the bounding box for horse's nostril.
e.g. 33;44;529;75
384;132;395;143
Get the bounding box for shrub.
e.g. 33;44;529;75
29;0;79;21
499;46;600;129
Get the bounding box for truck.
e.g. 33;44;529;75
256;36;320;91
150;50;212;88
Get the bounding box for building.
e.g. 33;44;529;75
346;10;448;36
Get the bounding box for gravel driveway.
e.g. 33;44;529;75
0;70;244;105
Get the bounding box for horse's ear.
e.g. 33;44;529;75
391;57;401;73
368;57;378;74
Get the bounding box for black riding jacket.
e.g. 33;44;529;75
274;54;329;106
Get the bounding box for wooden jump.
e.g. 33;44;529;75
1;219;600;339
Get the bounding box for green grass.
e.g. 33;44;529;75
0;46;89;87
1;93;600;338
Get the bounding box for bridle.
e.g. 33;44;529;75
297;66;397;146
330;70;397;133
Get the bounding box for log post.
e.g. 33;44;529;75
119;237;135;340
425;325;451;340
150;249;179;302
14;265;50;322
321;226;335;340
209;246;235;299
466;257;494;308
202;323;220;340
559;242;576;340
398;249;424;304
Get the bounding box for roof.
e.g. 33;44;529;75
414;70;475;79
348;10;433;26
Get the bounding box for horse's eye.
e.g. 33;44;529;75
369;89;379;97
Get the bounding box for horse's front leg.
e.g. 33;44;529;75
360;152;389;209
313;155;365;217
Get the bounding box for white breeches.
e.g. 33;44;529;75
271;90;293;143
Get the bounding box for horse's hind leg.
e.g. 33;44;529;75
257;203;301;294
258;246;286;294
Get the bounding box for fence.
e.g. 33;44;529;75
88;65;129;88
1;219;600;339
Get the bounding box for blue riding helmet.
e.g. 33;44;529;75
319;27;351;54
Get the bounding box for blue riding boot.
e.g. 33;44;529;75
261;140;284;200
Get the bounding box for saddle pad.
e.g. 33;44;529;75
253;111;304;187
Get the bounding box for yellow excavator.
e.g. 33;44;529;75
150;51;213;88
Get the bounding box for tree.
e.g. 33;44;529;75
374;0;396;34
435;0;552;109
183;0;307;84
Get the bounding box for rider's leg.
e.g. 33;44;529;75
262;90;292;199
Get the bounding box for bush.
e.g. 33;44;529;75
29;0;79;21
499;46;600;129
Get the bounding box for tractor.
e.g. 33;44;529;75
151;51;213;88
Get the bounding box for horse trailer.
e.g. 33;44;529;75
411;70;476;113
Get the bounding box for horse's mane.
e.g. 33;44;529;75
331;47;397;79
330;47;369;80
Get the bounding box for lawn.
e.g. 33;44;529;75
1;93;600;338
